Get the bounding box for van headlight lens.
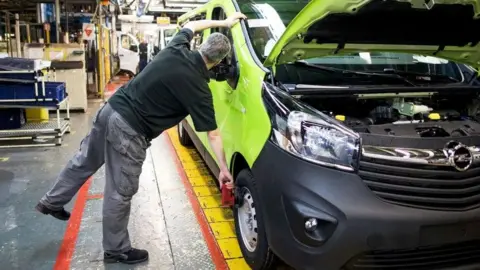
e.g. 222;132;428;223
271;110;360;171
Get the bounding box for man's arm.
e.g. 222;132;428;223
207;129;228;172
183;12;247;33
207;129;234;189
186;90;234;189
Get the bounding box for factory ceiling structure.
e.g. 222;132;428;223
146;0;208;12
0;0;96;12
0;0;206;18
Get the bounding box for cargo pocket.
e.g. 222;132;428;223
116;138;147;197
117;161;142;197
107;114;148;197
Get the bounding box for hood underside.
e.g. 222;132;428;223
264;0;480;69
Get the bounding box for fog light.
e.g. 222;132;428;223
305;218;318;231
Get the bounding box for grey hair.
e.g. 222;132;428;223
199;32;231;64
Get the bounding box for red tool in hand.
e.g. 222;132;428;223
221;184;235;207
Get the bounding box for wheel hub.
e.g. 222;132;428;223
237;188;258;252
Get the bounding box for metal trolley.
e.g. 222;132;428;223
0;67;71;148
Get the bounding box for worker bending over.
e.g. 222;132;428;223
35;12;247;265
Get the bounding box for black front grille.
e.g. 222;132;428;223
344;241;480;270
359;156;480;211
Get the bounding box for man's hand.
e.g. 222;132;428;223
183;12;247;33
224;12;247;28
219;169;234;190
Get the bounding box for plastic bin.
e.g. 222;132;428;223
0;108;26;130
0;81;66;101
26;108;49;122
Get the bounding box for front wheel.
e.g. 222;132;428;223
234;169;277;270
177;120;193;147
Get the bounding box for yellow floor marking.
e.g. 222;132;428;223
189;176;216;187
193;186;220;197
168;127;252;269
185;168;212;178
182;161;205;170
211;221;236;239
180;155;202;163
227;258;251;270
0;157;9;162
203;208;234;223
217;238;243;259
198;195;222;209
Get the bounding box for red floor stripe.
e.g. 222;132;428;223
53;177;93;270
164;134;229;270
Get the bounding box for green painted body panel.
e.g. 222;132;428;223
264;0;480;69
179;0;272;169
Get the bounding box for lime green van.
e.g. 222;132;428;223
177;0;480;269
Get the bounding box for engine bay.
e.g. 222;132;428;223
295;92;480;138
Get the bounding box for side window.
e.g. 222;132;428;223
164;29;177;48
121;35;131;50
121;34;138;52
182;13;207;50
211;7;240;89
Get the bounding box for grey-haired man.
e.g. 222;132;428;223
36;12;247;265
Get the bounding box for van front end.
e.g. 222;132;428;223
237;83;480;270
250;138;480;270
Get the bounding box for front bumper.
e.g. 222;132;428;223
250;140;480;270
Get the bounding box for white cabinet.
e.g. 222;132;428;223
54;69;88;112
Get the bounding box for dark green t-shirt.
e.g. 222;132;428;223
108;28;217;139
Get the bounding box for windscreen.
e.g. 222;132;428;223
237;0;464;81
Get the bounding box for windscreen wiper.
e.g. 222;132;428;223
293;61;416;86
381;68;460;83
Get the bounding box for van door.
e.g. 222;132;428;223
118;33;140;75
200;6;243;170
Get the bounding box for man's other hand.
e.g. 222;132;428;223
225;12;247;28
219;169;234;190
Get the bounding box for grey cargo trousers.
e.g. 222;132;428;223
40;102;149;254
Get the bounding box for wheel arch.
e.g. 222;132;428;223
231;152;250;180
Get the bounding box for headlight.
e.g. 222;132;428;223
264;85;360;171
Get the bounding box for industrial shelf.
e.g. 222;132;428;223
0;61;70;148
0;98;71;148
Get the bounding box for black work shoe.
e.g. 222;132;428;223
35;202;71;221
104;248;149;264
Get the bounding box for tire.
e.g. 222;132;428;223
177;120;193;147
234;169;277;270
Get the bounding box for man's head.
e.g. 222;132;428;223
199;32;231;69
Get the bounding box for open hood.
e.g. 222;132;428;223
263;0;480;70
